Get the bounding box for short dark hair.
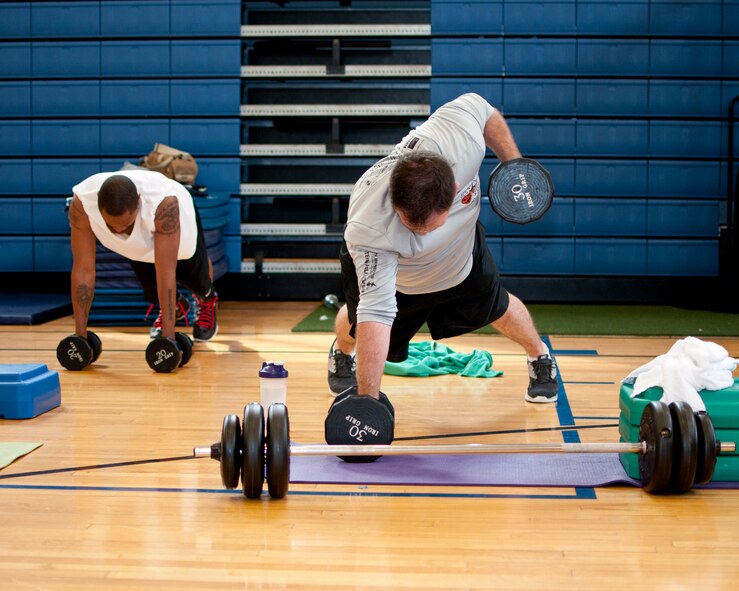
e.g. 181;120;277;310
98;175;138;216
389;151;455;227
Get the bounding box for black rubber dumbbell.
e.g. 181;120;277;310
145;332;193;373
324;391;395;463
56;331;103;371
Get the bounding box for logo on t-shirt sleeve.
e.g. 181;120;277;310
459;179;479;205
359;250;379;292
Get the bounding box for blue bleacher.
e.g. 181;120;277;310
576;121;649;157
0;0;732;282
171;1;241;36
0;3;31;38
0;121;31;155
0;82;30;116
100;121;170;155
430;0;502;34
100;1;171;36
576;80;649;117
33;121;101;156
574;199;648;237
505;1;576;34
575;239;647;275
504;39;576;76
0;1;241;275
427;0;730;280
32;42;101;77
0;237;33;271
649;2;723;37
503;80;576;115
0;199;33;234
0;43;31;77
577;1;649;35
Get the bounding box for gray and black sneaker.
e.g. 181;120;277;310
525;354;558;403
193;294;218;342
328;339;357;397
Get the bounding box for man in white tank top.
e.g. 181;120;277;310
327;94;557;405
69;170;218;344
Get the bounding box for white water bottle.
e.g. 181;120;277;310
259;361;288;410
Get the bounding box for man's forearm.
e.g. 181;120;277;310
484;110;522;162
156;272;177;339
355;321;392;399
71;268;94;337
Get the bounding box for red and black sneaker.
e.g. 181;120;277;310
193;294;218;342
146;294;191;339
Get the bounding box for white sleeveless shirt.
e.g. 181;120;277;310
72;170;198;263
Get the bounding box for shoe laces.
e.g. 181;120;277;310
531;356;555;382
195;295;217;329
145;298;190;328
332;349;356;376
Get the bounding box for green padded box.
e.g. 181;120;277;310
618;378;739;482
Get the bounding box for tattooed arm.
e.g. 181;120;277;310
153;196;181;339
69;195;97;337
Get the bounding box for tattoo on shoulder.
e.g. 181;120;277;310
156;199;180;236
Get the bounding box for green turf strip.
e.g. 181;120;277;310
292;304;739;336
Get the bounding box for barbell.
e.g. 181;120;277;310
193;400;736;499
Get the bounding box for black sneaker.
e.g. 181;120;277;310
525;354;558;403
147;294;191;339
193;294;218;342
328;339;357;397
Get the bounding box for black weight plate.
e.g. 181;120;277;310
325;394;394;463
638;400;674;494
220;414;241;490
174;332;193;367
56;335;93;371
486;157;554;224
145;338;182;373
266;403;290;499
242;402;265;499
668;401;698;493
693;411;718;485
86;331;102;363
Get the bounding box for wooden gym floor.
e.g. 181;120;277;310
1;301;738;590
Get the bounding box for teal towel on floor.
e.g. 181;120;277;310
384;341;503;378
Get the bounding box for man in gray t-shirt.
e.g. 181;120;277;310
327;93;557;406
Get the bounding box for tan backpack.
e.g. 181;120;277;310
140;143;198;185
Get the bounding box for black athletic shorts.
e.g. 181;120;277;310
129;207;214;303
340;221;510;362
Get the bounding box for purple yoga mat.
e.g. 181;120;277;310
289;451;739;490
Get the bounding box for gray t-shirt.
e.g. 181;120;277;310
345;93;495;326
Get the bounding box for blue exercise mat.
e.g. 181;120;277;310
0;293;71;325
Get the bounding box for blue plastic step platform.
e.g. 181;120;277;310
0;364;61;419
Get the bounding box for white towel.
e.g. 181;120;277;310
623;336;738;412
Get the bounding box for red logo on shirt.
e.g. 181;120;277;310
460;181;477;205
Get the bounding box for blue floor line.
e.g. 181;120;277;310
543;336;596;499
0;483;589;500
551;350;599;356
